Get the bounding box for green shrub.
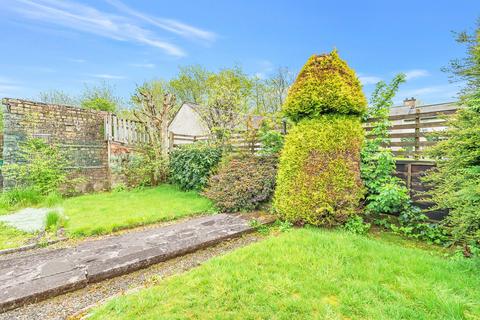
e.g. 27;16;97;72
259;128;284;156
169;143;222;191
365;181;411;215
203;153;278;212
274;116;364;226
283;51;367;122
2;138;72;195
343;215;371;235
423;95;480;243
118;147;169;188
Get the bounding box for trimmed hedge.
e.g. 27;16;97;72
203;154;278;212
169;143;222;191
274;115;364;226
283;51;367;122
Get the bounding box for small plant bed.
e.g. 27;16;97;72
89;228;480;319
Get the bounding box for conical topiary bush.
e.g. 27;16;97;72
274;51;366;226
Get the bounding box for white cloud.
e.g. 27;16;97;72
106;0;217;43
67;58;86;63
394;83;461;105
130;63;156;68
91;74;126;80
7;0;186;57
404;69;430;80
0;77;23;97
359;75;382;85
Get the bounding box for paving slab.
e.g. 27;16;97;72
0;208;53;233
0;213;257;312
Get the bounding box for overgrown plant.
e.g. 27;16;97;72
169;143;222;191
2;138;74;196
274;51;366;226
361;75;447;244
422;21;480;248
204;153;278;212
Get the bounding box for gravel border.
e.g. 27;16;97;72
0;233;264;320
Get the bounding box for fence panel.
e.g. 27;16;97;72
364;106;459;159
104;114;149;145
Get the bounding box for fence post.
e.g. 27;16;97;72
414;108;420;160
281;118;287;135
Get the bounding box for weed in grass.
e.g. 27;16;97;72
0;187;43;212
45;210;66;232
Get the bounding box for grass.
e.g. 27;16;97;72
0;223;31;250
61;185;216;237
89;228;480;320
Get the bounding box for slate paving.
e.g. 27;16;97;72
0;208;54;233
0;213;256;313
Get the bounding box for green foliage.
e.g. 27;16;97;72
169;143;222;191
0;187;43;209
45;210;65;231
283;51;367;122
118;147;169;188
424;95;480;243
423;21;480;246
343;215;371;235
249;219;293;235
360;75;447;245
274;115;364;226
2;138;72;195
258;122;284;155
365;181;411;215
204;153;278;212
80;82;120;112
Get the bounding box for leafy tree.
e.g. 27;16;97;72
38;90;78;106
80;82;120;112
424;20;480;246
169;65;210;105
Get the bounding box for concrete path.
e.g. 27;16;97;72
0;213;257;312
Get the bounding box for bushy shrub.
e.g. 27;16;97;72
118;148;169;188
169;143;222;191
282;50;367;122
274;115;364;226
365;181;411;215
343;215;371;235
203;153;277;212
259;125;284;156
423;94;480;243
2;138;73;195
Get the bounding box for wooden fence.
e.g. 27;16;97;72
364;106;459;159
168;132;262;152
104;114;149;144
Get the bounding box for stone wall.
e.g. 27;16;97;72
2;98;110;192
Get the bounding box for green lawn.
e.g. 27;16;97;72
0;185;216;249
0;223;31;250
62;185;216;237
90;228;480;320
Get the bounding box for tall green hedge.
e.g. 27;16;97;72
274;51;366;226
274;116;364;226
283;51;367;122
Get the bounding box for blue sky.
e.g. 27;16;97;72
0;0;478;106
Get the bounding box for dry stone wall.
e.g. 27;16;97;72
2;98;110;192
